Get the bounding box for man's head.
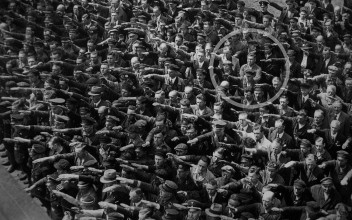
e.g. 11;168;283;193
266;161;279;178
247;54;255;66
314;137;325;153
205;180;218;196
293;179;306;197
262;191;275;210
196;156;210;174
253;124;264;141
129;188;143;203
176;164;190;180
300;139;312;154
305;154;317;170
336;150;349;167
274;119;285;134
238;113;248;127
271;139;283;154
330;120;341;134
154;152;166;167
153;130;164;146
272;77;282;91
332;101;342;114
314;109;324;125
321;177;334;194
221;165;234;181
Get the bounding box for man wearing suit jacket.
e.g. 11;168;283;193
310;177;342;212
268;119;294;150
268;0;299;24
293;83;315;117
314;46;337;75
88;86;111;109
235;113;253;133
295;44;316;72
198;179;229;208
285;154;324;187
327;101;351;139
309;120;348;159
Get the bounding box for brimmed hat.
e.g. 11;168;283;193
162;209;179;220
54;159;70;171
81;117;96;126
221;165;234;173
88;86;103;96
205;203;222;218
159;180;178;193
100;169;117;183
32;144;46;154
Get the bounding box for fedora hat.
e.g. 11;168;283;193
205;203;222;219
88;86;103;96
100;169;117;183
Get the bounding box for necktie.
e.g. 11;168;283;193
307;169;311;177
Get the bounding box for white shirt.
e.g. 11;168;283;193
325;57;331;68
302;94;309;103
301;54;308;68
335;112;341;121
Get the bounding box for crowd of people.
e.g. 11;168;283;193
1;0;352;219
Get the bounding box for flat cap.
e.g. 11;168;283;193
321;177;333;185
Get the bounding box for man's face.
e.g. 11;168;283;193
260;3;268;12
153;8;161;17
206;186;217;196
253;129;263;141
263;18;270;27
196;160;207;173
300;145;309;154
293;186;304;196
345;80;352;90
323;47;330;58
203;23;210;31
333;103;342;114
196;98;205;109
322;183;333;194
176;167;188;179
337;157;347;167
235;17;242;26
239;117;248;127
221;170;231;181
51;53;60;61
52;65;61;75
197;53;205;62
153;133;164;145
91;95;101;103
87;43;94;51
175;36;182;46
254;90;263;101
330;123;339;134
129;191;141;203
244;91;253;100
315;142;324;152
314;113;323;124
187;210;201;220
82;125;93;135
300;11;307;18
28;58;36;67
101;64;108;74
279;98;288;108
247;56;255;65
186;129;196;139
154;155;164;167
90;54;98;63
272;142;282;154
